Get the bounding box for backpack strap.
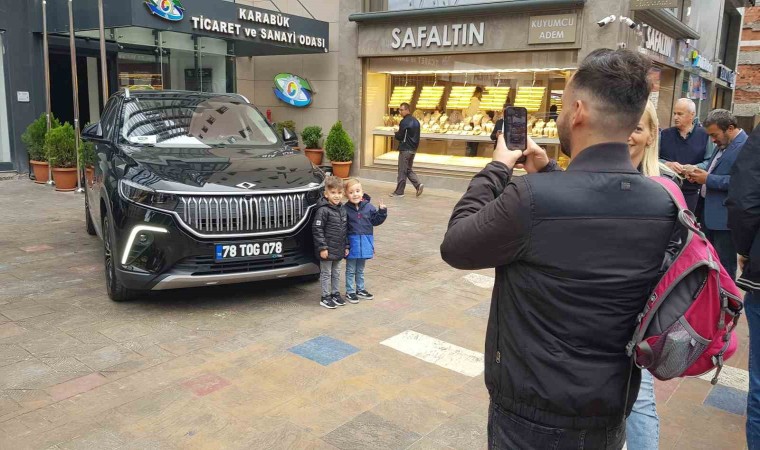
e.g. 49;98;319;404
649;176;705;239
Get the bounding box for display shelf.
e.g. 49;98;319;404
388;86;416;108
514;86;546;112
446;86;477;109
416;86;445;109
372;128;560;144
480;86;511;111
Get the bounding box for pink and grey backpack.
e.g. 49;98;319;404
625;177;744;384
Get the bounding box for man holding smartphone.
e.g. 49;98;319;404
390;102;424;198
441;49;677;448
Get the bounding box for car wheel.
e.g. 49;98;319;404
103;215;135;302
85;195;97;236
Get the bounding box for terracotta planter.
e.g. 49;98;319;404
85;166;94;186
30;160;50;184
52;167;78;191
305;148;324;165
331;161;352;179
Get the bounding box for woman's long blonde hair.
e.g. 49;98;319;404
639;101;678;179
639;101;661;177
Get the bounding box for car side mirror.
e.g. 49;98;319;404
282;128;299;147
82;122;103;141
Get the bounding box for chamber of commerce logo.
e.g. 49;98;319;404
145;0;185;22
273;73;313;108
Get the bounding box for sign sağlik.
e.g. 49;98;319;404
145;0;185;22
273;73;313;107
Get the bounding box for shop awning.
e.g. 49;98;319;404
349;0;586;23
34;0;329;56
633;9;700;40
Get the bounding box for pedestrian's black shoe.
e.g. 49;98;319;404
357;289;374;300
332;293;346;306
320;296;337;309
389;192;404;198
346;293;360;304
416;184;424;197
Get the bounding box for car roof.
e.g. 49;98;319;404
115;89;250;104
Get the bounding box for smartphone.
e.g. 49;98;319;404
504;106;528;163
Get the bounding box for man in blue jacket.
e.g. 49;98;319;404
726;123;760;449
686;109;748;279
659;98;714;212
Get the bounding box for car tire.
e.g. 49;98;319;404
85;195;97;236
102;215;135;302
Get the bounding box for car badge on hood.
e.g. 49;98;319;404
236;182;257;189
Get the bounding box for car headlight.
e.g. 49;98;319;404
118;179;179;211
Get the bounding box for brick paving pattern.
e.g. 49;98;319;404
0;178;751;449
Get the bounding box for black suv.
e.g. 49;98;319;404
82;90;324;301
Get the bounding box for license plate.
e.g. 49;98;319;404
214;241;283;261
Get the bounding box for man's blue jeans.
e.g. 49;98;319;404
746;291;760;449
626;370;659;450
345;258;367;294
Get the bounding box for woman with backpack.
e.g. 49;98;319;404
625;100;680;450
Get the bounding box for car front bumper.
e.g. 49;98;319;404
113;201;318;291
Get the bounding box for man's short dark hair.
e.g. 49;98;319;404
704;109;738;132
400;102;410;110
571;48;652;132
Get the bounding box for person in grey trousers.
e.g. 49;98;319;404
312;176;350;309
390;102;424;198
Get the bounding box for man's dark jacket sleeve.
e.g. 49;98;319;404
394;117;408;142
727;124;760;256
440;161;531;270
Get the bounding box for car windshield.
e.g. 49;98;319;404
119;95;279;148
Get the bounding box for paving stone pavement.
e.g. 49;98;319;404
0;177;751;449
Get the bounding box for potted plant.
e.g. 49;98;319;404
45;123;78;191
79;138;96;186
275;120;299;150
324;121;355;178
22;113;61;183
301;125;323;165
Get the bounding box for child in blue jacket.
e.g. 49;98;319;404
344;178;387;302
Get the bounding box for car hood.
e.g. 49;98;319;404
122;145;324;193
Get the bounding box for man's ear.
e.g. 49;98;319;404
571;99;587;128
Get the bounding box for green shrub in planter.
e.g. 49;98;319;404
78;123;96;168
301;126;323;149
275;120;297;136
45;123;77;168
79;140;96;169
22;113;61;162
324;121;354;162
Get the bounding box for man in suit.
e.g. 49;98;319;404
686;109;748;279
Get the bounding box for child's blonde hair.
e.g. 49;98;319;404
344;178;361;191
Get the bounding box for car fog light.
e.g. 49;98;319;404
122;225;168;265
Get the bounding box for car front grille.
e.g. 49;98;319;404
172;247;310;276
175;193;309;235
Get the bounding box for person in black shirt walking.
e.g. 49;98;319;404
390;102;424;198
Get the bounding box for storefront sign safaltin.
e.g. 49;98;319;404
145;0;185;22
273;73;313;107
